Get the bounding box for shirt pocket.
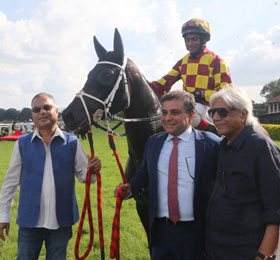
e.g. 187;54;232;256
222;170;257;201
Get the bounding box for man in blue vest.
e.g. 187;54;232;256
0;93;101;260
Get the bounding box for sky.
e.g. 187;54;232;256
0;0;279;110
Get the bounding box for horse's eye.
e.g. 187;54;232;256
97;69;115;85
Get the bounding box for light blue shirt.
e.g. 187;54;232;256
157;126;195;221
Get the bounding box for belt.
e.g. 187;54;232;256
158;217;194;226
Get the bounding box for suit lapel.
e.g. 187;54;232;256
151;133;168;176
193;129;206;191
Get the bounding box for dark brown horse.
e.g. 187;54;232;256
62;29;162;243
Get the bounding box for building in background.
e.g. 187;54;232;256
257;95;280;124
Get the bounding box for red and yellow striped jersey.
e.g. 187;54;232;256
150;48;232;104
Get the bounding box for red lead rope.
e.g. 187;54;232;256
74;128;105;260
108;133;127;260
75;130;126;260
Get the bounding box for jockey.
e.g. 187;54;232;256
150;18;232;133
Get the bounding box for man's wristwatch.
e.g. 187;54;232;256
256;251;276;260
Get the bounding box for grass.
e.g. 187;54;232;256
0;126;150;260
274;140;280;147
1;127;280;260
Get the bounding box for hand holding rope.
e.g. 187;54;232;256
74;126;105;260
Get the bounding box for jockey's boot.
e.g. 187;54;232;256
196;118;220;136
206;122;220;136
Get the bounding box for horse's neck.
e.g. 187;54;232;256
122;62;162;160
124;63;161;118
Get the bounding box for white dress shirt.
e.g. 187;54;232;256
0;127;95;229
157;126;195;221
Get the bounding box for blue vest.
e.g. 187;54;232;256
17;131;79;227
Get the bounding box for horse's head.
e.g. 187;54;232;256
62;28;131;134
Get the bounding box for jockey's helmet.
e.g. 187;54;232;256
181;18;211;42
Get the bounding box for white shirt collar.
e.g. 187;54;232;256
31;126;65;142
166;126;193;143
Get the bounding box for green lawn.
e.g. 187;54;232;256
0;127;150;260
274;140;280;147
1;129;280;260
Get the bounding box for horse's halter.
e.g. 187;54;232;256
75;57;130;126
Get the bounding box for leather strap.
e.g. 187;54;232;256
256;251;276;260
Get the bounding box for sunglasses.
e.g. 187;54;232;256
208;107;236;118
32;104;53;113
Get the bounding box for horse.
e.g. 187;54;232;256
62;28;163;244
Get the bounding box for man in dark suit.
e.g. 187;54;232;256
115;90;220;260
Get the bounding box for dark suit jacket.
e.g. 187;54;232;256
129;128;221;256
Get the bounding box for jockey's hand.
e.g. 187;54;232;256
87;155;101;172
0;223;9;241
191;90;204;102
114;183;131;198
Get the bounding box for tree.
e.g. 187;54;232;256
0;108;5;121
260;78;280;101
253;101;267;116
3;108;19;121
19;108;32;121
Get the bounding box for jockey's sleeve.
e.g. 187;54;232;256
150;60;182;96
204;56;231;102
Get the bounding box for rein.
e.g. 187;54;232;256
91;112;162;137
112;114;161;123
74;126;105;260
92;121;126;137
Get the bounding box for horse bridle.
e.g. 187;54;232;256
75;57;130;126
75;57;161;132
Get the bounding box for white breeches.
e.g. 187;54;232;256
192;103;210;128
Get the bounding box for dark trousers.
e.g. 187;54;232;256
151;218;203;260
17;226;72;260
206;241;255;260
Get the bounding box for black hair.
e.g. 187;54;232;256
161;90;195;114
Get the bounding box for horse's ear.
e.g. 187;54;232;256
93;36;107;59
113;28;124;61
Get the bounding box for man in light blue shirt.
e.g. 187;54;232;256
26;119;34;133
115;90;221;260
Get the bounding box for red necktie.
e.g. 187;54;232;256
168;137;180;224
